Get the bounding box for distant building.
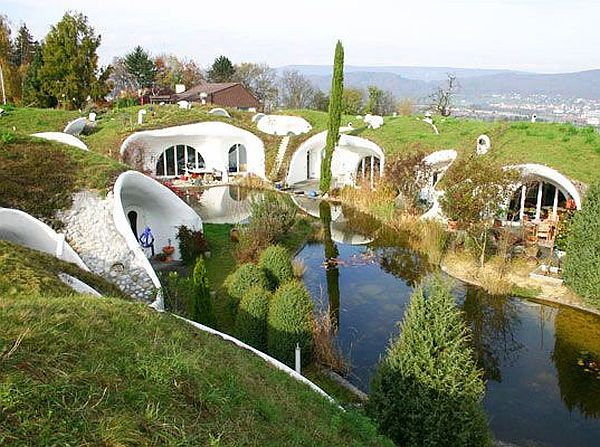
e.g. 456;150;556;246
150;82;260;111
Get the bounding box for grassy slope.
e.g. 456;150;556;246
0;136;127;225
0;245;391;447
0;240;125;298
290;110;600;185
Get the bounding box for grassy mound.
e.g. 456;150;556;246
0;240;124;298
0;136;126;225
0;294;391;446
290;110;600;184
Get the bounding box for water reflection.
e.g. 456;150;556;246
319;201;341;330
186;185;255;224
460;287;524;382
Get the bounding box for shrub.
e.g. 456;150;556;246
189;257;216;327
224;263;270;303
267;281;314;367
235;286;271;351
176;225;209;265
162;271;192;316
563;181;600;306
367;276;491;447
259;245;294;290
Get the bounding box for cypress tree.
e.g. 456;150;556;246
563;181;600;306
320;41;344;193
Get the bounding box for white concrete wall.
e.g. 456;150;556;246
257;115;312;136
31;132;89;151
120;122;266;180
0;208;88;270
286;131;385;187
113;171;203;263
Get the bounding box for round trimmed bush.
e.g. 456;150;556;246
267;281;314;367
366;276;490;446
235;286;271;351
259;245;294;290
225;263;270;302
563;181;600;307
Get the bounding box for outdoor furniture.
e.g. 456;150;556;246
186;167;222;183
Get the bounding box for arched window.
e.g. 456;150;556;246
228;144;247;173
356;156;381;187
155;145;205;177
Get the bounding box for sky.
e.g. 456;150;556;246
3;0;600;73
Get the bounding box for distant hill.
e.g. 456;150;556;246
278;65;600;101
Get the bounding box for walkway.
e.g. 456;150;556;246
270;135;290;179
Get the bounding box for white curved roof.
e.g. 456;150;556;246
208;108;231;118
257;115;312;136
512;163;583;209
120;121;264;156
423;149;457;166
63;117;86;135
32;132;88;151
112;171;203;290
0;208;88;270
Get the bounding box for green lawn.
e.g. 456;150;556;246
289;110;600;185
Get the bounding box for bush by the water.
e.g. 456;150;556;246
225;263;270;302
176;225;209;265
564;181;600;306
189;257;216;327
367;276;491;447
259;245;294;290
235;286;271;351
267;281;314;367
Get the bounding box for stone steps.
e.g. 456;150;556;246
271;135;290;179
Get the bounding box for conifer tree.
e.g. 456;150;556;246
367;276;491;446
207;55;235;83
320;41;344;192
189;257;216;327
124;46;156;89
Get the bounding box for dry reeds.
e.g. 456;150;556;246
311;301;350;376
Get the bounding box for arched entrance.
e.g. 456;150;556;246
355;155;381;187
155;145;205;177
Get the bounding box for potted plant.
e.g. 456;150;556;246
162;238;175;262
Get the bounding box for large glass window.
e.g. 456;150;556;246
356;156;381;185
228;144;247;173
155;145;204;177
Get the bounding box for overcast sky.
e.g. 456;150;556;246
4;0;599;73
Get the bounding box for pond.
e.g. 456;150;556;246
190;186;600;446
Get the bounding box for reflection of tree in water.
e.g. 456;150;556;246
320;201;341;330
552;308;600;418
377;243;432;286
461;287;524;382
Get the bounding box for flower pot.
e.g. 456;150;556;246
162;245;175;262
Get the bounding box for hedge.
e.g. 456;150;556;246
235;286;271;351
259;245;294;290
224;263;270;303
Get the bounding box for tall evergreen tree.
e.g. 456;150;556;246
189;257;216;327
367;276;491;446
22;45;50;107
320;41;344;192
123;46;156;89
39;12;111;109
12;24;36;67
207;55;235;83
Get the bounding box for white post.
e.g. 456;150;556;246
535;181;544;221
370;156;374;188
552;186;559;220
236;145;240;173
519;184;527;222
295;343;301;374
0;63;6;105
137;109;146;125
361;158;365;179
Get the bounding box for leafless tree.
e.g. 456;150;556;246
429;73;459;117
278;69;316;109
234;62;278;111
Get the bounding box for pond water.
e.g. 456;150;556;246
191;186;600;446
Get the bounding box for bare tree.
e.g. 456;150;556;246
234;62;278;111
278;69;316;109
429;73;459;117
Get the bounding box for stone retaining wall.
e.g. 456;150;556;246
58;191;156;301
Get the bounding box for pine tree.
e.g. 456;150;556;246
207;55;235;83
124;46;156;89
189;257;216;327
12;24;36;67
367;276;491;446
320;41;344;192
39;12;110;109
22;45;49;107
563;181;600;306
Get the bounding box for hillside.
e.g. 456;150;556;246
0;243;392;446
289;110;600;185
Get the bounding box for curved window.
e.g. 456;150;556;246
155;145;205;177
356;156;381;186
228;144;247;173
